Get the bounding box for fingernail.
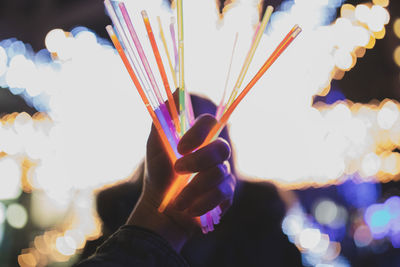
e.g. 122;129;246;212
174;160;185;173
178;142;189;154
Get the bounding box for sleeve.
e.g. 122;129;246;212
74;225;190;267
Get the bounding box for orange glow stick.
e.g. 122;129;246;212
159;25;302;211
142;11;181;134
106;25;177;162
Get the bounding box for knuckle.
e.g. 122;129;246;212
217;181;234;199
214;164;227;178
197;114;217;125
215;139;231;160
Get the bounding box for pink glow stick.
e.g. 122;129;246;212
118;3;178;144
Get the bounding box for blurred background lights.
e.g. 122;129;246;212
364;203;391;238
394;46;400;67
299;228;322;250
372;0;389;7
55;235;76;256
0;46;7;76
385;196;400;219
323;242;342;262
354;225;373;247
394;18;400;38
314;199;338;225
17;252;37;267
44;29;66;54
282;214;304;237
360;152;381;177
6;203;28;229
0;157;22;200
377;100;399;129
0;202;6;225
368;5;389;32
310;234;330;255
354;4;370;24
0;0;397;265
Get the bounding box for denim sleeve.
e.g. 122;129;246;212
74;225;190;267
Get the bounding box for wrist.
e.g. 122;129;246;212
126;194;196;252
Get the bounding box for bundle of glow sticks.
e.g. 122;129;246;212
104;0;301;233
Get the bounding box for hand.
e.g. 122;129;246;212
126;114;236;251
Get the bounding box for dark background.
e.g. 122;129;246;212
1;0;400;266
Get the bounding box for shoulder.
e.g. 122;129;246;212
228;179;288;227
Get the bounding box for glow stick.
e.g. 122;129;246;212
157;16;178;89
118;3;179;145
106;25;179;159
104;0;156;109
251;22;261;47
142;11;181;134
223;5;273;113
118;3;162;104
177;0;186;135
170;18;179;72
185;90;195;126
159;25;302;212
208;25;302;143
107;6;217;231
216;32;239;120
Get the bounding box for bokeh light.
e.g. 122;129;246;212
45;29;66;54
373;0;389;7
394;46;400;67
300;228;322;250
354;225;373;247
6;203;28;229
361;152;381;177
55;236;76;256
394;18;400;38
0;202;6;225
314;199;338;225
0;157;22;200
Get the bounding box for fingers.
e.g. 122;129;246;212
172;162;235;216
146;124;166;159
185;174;235;217
177;114;217;154
173;162;229;210
175;138;231;174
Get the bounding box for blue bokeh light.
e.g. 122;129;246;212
337;179;380;208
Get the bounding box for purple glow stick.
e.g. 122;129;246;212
185;90;195;127
206;212;214;232
170;18;179;73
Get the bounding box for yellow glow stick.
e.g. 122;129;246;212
223;5;273;113
177;0;186;135
216;32;239;120
157;16;178;89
